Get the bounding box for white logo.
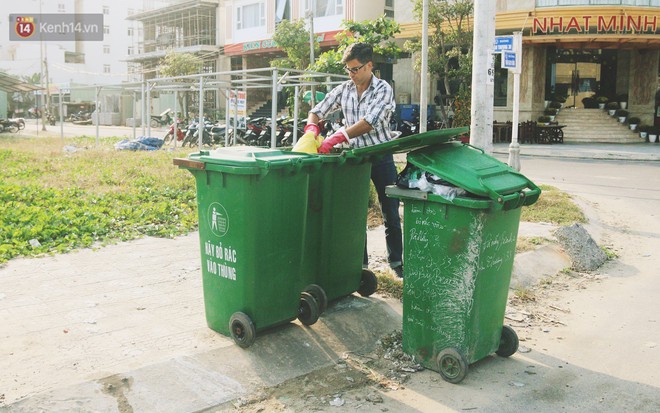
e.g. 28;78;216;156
207;202;229;237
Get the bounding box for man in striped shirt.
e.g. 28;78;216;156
305;42;403;278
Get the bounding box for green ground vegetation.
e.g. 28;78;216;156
0;137;198;263
1;139;586;267
521;184;586;225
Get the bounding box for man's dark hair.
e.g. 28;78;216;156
342;42;373;64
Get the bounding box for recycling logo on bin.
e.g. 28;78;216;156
208;202;229;237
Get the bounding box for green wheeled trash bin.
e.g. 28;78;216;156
385;141;541;383
174;147;324;348
301;128;470;306
302;152;374;306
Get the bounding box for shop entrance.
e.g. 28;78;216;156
545;48;618;108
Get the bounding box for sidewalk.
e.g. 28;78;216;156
492;141;660;162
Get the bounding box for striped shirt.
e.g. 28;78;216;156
310;74;396;148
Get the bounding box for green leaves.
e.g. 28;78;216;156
0;138;198;264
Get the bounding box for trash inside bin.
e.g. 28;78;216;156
174;147;324;348
386;141;541;383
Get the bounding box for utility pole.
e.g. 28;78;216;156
507;32;523;171
469;0;496;153
419;0;429;133
308;4;316;108
39;0;46;131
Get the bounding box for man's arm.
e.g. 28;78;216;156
345;119;372;138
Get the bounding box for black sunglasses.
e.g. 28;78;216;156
343;63;367;74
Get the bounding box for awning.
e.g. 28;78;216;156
0;73;42;93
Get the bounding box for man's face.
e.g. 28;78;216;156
344;58;372;85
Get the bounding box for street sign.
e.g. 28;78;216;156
494;35;514;52
502;51;517;69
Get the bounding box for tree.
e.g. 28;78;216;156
271;19;319;70
271;15;401;117
313;15;402;77
158;51;203;119
405;0;474;125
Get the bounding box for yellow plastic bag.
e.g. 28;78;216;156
292;131;323;154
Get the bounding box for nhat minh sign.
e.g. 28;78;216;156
533;15;658;35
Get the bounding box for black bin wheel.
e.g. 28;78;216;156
496;325;519;357
357;269;378;297
298;292;320;326
304;284;327;314
436;348;468;384
229;311;256;349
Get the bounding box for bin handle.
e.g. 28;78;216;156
462;143;485;154
494;183;542;211
173;158;205;170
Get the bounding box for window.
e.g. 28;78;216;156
103;6;109;15
275;0;291;24
58;3;65;12
128;46;134;55
307;0;343;17
103;65;111;73
103;26;110;35
103;45;110;54
384;0;394;18
128;27;134;36
237;2;266;30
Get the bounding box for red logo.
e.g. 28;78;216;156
15;16;35;39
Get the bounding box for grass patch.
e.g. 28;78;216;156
376;271;403;300
601;246;618;260
0;137;198;264
512;287;536;302
521;184;586;225
516;236;553;253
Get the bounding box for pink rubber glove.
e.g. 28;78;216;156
318;128;349;154
303;123;320;137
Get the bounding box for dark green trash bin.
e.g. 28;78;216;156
302;128;470;305
386;141;541;383
175;147;324;348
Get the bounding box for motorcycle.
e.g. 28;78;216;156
0;119;20;133
163;119;186;144
150;109;172;128
9;117;25;130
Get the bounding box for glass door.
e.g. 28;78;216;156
555;62;601;108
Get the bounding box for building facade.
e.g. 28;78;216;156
493;0;660;128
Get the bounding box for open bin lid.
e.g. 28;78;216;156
407;141;541;209
349;127;468;158
174;146;325;174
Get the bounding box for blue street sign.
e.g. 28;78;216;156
503;51;517;69
494;35;514;52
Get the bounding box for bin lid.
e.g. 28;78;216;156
350;127;468;157
407;141;536;201
182;147;324;173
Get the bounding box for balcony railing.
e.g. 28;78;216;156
537;0;659;6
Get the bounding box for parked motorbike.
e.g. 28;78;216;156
150;109;172;128
0;119;20;133
68;111;92;125
163;119;186;144
9;117;25;130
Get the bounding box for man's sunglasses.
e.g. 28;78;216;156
343;63;367;74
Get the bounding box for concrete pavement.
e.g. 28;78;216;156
492;141;660;162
